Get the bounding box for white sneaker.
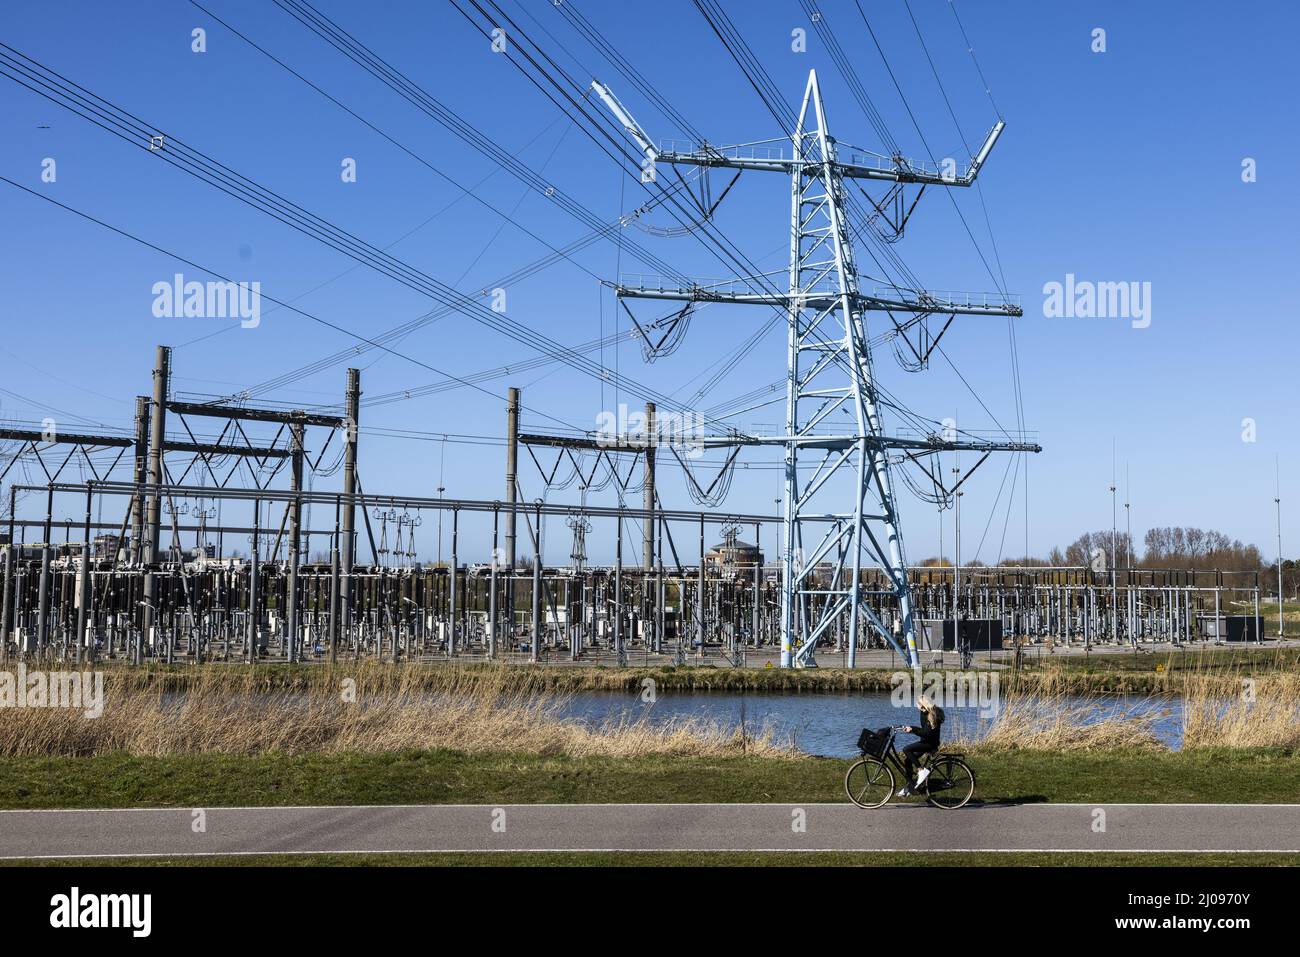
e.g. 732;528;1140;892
915;768;931;787
896;787;911;797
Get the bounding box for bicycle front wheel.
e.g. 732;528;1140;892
844;757;895;809
924;756;975;809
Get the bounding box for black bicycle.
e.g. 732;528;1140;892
844;725;975;809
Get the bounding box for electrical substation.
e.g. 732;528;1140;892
0;6;1274;673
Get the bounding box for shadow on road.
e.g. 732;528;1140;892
964;795;1050;808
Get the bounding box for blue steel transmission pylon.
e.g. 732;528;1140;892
595;70;1039;668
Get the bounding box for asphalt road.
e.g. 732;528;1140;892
3;803;1300;858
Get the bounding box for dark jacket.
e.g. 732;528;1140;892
909;706;944;749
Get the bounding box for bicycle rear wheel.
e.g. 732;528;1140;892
924;756;975;809
844;757;894;809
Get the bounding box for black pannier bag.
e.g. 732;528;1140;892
856;726;890;757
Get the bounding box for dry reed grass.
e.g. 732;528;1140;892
0;665;793;760
1181;673;1300;750
951;690;1169;753
958;667;1300;752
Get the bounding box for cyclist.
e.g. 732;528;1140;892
897;693;945;796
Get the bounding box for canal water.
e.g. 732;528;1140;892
557;691;1184;756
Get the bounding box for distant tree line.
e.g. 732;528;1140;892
1139;526;1265;571
917;526;1289;587
1054;526;1266;572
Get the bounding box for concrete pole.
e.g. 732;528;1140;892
76;484;93;666
328;495;340;664
143;345;169;655
247;497;260;663
753;521;761;660
286;419;304;663
0;546;9;663
1181;586;1188;643
503;387;519;651
697;515;706;658
614;515;623;664
35;488;52;656
557;575;570;659
642;403;656;654
505;387;519;568
655;515;665;654
341;368;360;640
489;508;499;658
531;503;542;663
954;486;963;654
449;509;458;656
1;487;14;657
643;403;655;569
1254;581;1261;644
131;395;149;563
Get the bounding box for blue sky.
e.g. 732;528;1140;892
1;0;1297;564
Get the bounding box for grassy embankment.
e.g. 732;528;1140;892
0;660;1296;811
3;745;1298;810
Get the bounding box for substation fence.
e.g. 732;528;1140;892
0;482;1269;668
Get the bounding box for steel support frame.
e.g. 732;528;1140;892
600;71;1035;668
